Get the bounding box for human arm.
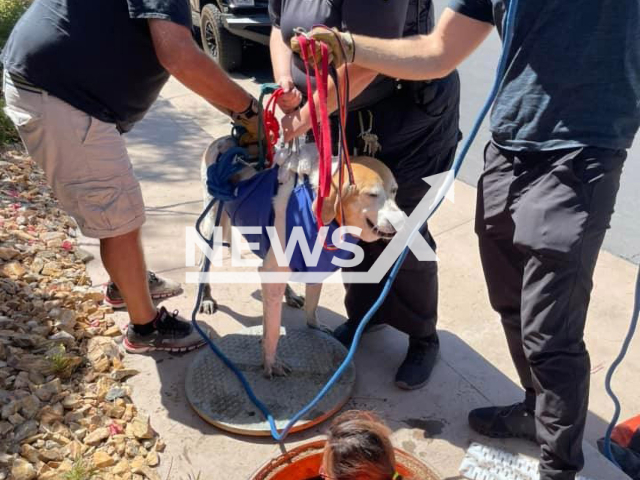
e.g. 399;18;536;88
351;9;492;80
148;19;253;116
270;26;302;113
274;0;398;141
295;8;493;81
280;64;379;142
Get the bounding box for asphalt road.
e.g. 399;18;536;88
242;3;639;264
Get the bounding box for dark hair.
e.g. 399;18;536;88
323;411;403;480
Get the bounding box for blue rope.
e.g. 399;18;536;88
603;266;640;467
191;0;521;442
191;198;281;435
205;147;248;201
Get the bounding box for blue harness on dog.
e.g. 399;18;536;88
223;166;358;274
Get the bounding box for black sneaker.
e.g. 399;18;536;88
105;271;183;309
124;307;211;354
468;402;537;442
394;334;440;390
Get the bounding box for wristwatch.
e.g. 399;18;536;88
232;97;259;123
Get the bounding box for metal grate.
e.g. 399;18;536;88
185;325;356;436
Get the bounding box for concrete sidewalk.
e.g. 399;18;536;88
80;77;639;480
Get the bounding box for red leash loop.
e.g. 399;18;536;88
312;42;333;203
263;88;284;167
298;35;333;228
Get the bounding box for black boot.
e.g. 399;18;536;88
468;402;537;442
395;333;440;390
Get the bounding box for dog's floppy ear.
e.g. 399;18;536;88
320;181;354;225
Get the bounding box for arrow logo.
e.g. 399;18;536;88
185;169;455;284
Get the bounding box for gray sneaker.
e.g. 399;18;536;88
105;271;183;309
124;307;211;353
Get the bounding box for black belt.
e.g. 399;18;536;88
6;72;44;94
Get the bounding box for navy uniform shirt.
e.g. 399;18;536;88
1;0;191;133
269;0;433;111
449;0;640;151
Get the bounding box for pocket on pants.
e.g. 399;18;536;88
62;174;146;238
70;110;93;145
75;184;119;232
3;104;42;132
512;157;588;261
475;142;514;235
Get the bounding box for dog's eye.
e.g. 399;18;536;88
367;192;379;198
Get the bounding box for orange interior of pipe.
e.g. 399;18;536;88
252;440;438;480
269;453;321;480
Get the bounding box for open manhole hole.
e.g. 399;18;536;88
185;325;356;436
251;440;442;480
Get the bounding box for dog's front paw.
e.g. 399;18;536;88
199;299;218;315
284;285;305;309
263;360;292;379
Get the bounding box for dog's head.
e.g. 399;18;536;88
317;156;403;242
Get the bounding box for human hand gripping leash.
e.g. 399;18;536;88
291;26;355;68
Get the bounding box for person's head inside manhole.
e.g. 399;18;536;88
317;410;406;480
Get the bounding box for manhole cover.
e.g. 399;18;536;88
185;325;356;436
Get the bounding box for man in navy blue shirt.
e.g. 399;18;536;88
2;0;260;353
294;1;640;479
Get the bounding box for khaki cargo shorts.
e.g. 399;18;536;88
2;72;145;239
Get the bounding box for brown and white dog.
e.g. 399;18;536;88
199;137;402;378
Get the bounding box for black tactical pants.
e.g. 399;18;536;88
476;141;626;480
340;73;460;340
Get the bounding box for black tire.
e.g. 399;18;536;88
200;4;242;72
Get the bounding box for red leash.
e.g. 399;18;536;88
262;88;284;167
297;36;334;227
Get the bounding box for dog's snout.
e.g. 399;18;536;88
379;201;405;233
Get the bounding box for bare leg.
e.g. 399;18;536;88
261;177;294;378
100;229;156;324
304;283;324;329
261;277;290;378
